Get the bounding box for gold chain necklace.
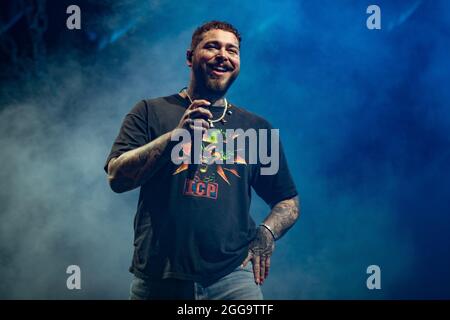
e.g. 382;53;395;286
183;89;229;128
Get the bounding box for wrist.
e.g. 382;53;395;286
259;223;277;240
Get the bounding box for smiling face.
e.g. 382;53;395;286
188;29;241;97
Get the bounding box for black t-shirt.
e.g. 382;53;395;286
104;94;298;285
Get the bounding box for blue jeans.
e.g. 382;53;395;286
130;263;263;300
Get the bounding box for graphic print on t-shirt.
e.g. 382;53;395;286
173;129;247;200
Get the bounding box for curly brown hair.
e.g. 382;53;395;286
190;20;242;51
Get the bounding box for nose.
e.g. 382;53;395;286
215;48;229;61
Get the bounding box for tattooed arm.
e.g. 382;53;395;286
262;195;300;240
107;131;173;193
107;98;214;193
242;195;300;285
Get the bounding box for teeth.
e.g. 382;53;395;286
213;66;227;72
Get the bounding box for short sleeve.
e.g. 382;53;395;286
104;100;151;173
251;123;298;208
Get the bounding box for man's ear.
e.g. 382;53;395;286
186;50;193;67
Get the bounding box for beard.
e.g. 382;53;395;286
192;63;239;96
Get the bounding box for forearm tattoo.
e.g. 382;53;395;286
263;196;300;240
108;131;172;192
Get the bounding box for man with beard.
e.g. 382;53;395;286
105;21;299;300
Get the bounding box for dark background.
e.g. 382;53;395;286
0;0;449;299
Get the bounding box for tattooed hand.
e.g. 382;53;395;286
241;196;300;285
176;99;212;134
242;225;275;285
